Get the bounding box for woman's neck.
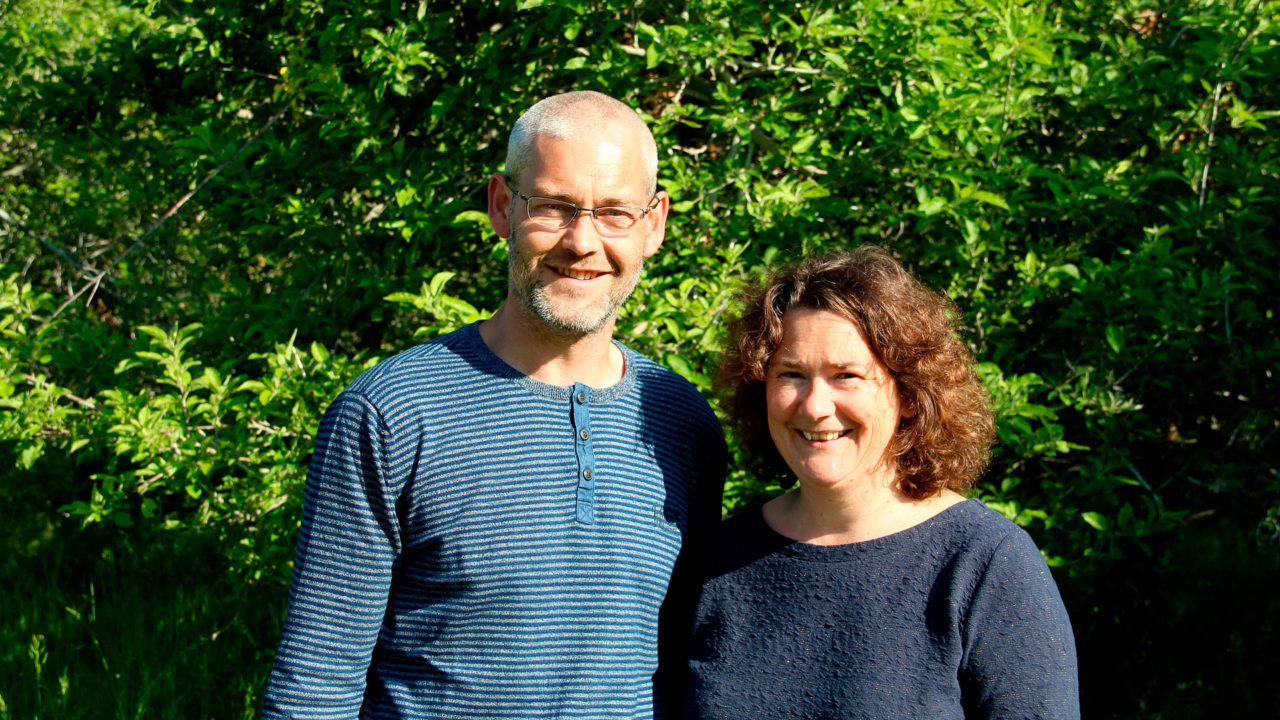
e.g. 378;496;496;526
762;479;965;546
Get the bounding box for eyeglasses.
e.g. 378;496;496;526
504;176;658;238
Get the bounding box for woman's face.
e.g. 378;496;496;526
765;308;905;491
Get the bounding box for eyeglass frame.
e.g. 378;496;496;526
502;175;660;237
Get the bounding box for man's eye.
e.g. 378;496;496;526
529;200;575;218
598;207;637;220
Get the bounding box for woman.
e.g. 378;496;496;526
685;247;1079;719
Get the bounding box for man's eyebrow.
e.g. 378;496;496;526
526;186;641;206
525;186;576;202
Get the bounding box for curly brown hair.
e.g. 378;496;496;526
720;245;995;499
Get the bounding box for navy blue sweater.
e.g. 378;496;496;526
686;499;1079;719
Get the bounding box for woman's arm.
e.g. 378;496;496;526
959;527;1080;720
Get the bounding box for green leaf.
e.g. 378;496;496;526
384;292;422;305
790;132;816;153
633;21;659;40
1022;43;1054;66
664;353;694;381
1105;324;1124;354
429;271;457;295
452;210;490;226
309;342;330;363
820;50;848;72
646;42;661;69
970;190;1009;210
918;196;947;216
1081;511;1109;531
138;325;168;342
1015;403;1056;420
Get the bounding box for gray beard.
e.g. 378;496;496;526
507;229;642;336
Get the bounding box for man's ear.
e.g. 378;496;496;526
487;173;513;238
642;190;670;258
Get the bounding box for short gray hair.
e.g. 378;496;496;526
505;91;659;198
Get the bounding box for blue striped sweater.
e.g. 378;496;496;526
262;322;726;719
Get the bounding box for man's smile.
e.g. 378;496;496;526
551;265;609;281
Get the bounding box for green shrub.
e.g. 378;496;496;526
3;0;1277;716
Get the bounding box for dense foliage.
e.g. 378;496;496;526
3;0;1278;716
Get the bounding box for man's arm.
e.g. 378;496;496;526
654;418;728;718
262;391;402;719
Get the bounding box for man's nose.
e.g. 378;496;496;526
558;211;604;254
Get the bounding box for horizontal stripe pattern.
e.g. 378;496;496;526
263;322;725;719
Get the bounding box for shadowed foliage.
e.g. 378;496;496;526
2;0;1277;716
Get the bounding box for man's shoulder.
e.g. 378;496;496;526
622;347;723;442
621;345;713;410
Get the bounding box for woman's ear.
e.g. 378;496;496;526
900;392;918;419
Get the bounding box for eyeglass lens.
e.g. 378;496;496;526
525;198;643;234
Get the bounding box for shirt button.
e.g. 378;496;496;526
582;468;593;481
576;391;587;404
579;429;590;441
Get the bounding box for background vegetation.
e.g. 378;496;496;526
3;0;1277;716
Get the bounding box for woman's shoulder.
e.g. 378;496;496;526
907;498;1049;576
935;498;1033;543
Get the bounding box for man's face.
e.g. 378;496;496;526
493;123;667;337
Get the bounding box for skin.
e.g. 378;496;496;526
481;119;669;388
760;308;962;545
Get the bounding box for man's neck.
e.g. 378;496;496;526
478;301;625;388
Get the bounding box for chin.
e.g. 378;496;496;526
527;287;626;336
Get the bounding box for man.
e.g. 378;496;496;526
262;91;726;719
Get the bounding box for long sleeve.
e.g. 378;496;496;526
960;529;1080;720
261;391;402;719
654;425;727;717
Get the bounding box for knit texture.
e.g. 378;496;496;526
262;322;725;719
685;499;1079;719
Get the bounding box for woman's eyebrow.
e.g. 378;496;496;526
770;357;872;371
